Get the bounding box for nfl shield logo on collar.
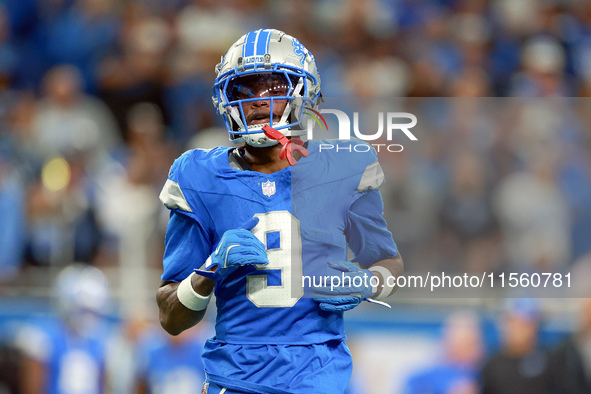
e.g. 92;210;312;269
262;180;276;197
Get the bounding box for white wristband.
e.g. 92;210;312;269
369;265;396;301
177;272;213;311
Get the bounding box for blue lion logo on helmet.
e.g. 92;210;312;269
291;38;306;65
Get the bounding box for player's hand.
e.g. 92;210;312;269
313;261;390;312
194;217;268;281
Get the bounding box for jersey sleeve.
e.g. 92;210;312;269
159;150;211;227
346;189;398;267
345;147;397;267
159;150;214;282
161;210;212;282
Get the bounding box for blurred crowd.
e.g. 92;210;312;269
378;95;591;284
1;0;591;393
402;299;591;394
1;0;591;282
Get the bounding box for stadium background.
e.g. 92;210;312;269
1;0;591;393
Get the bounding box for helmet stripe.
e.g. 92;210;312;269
252;29;262;57
244;30;257;57
256;29;272;56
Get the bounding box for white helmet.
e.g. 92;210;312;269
212;29;322;147
53;264;110;333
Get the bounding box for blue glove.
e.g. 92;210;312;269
313;261;390;312
195;217;268;281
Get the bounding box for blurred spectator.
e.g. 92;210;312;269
96;102;174;241
0;0;41;90
572;2;591;96
135;323;211;394
549;298;591;393
163;55;217;146
481;299;554;394
1;92;41;180
449;67;492;97
511;36;570;97
175;0;245;53
163;0;247;145
40;0;120;92
556;146;591;261
14;264;113;394
493;145;570;272
0;340;21;393
0;149;26;280
97;2;170;141
344;56;410;97
0;5;18;89
25;153;103;267
105;317;150;394
95;103;174;318
451;11;491;73
119;102;175;188
32;64;121;172
438;149;499;273
187;126;235;150
404;311;483;394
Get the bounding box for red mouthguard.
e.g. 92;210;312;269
262;125;309;166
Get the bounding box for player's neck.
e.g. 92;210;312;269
242;144;291;174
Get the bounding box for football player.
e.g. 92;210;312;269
16;264;111;394
157;29;403;394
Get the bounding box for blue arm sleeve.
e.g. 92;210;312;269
161;211;213;282
346;189;398;268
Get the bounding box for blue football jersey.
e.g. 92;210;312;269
16;319;107;394
159;139;397;393
136;327;207;393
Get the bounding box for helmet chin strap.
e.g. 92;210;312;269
243;132;279;147
262;125;309;166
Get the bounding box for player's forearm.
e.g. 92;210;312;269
368;252;404;298
156;276;215;335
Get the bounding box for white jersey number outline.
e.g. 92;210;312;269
246;211;303;307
